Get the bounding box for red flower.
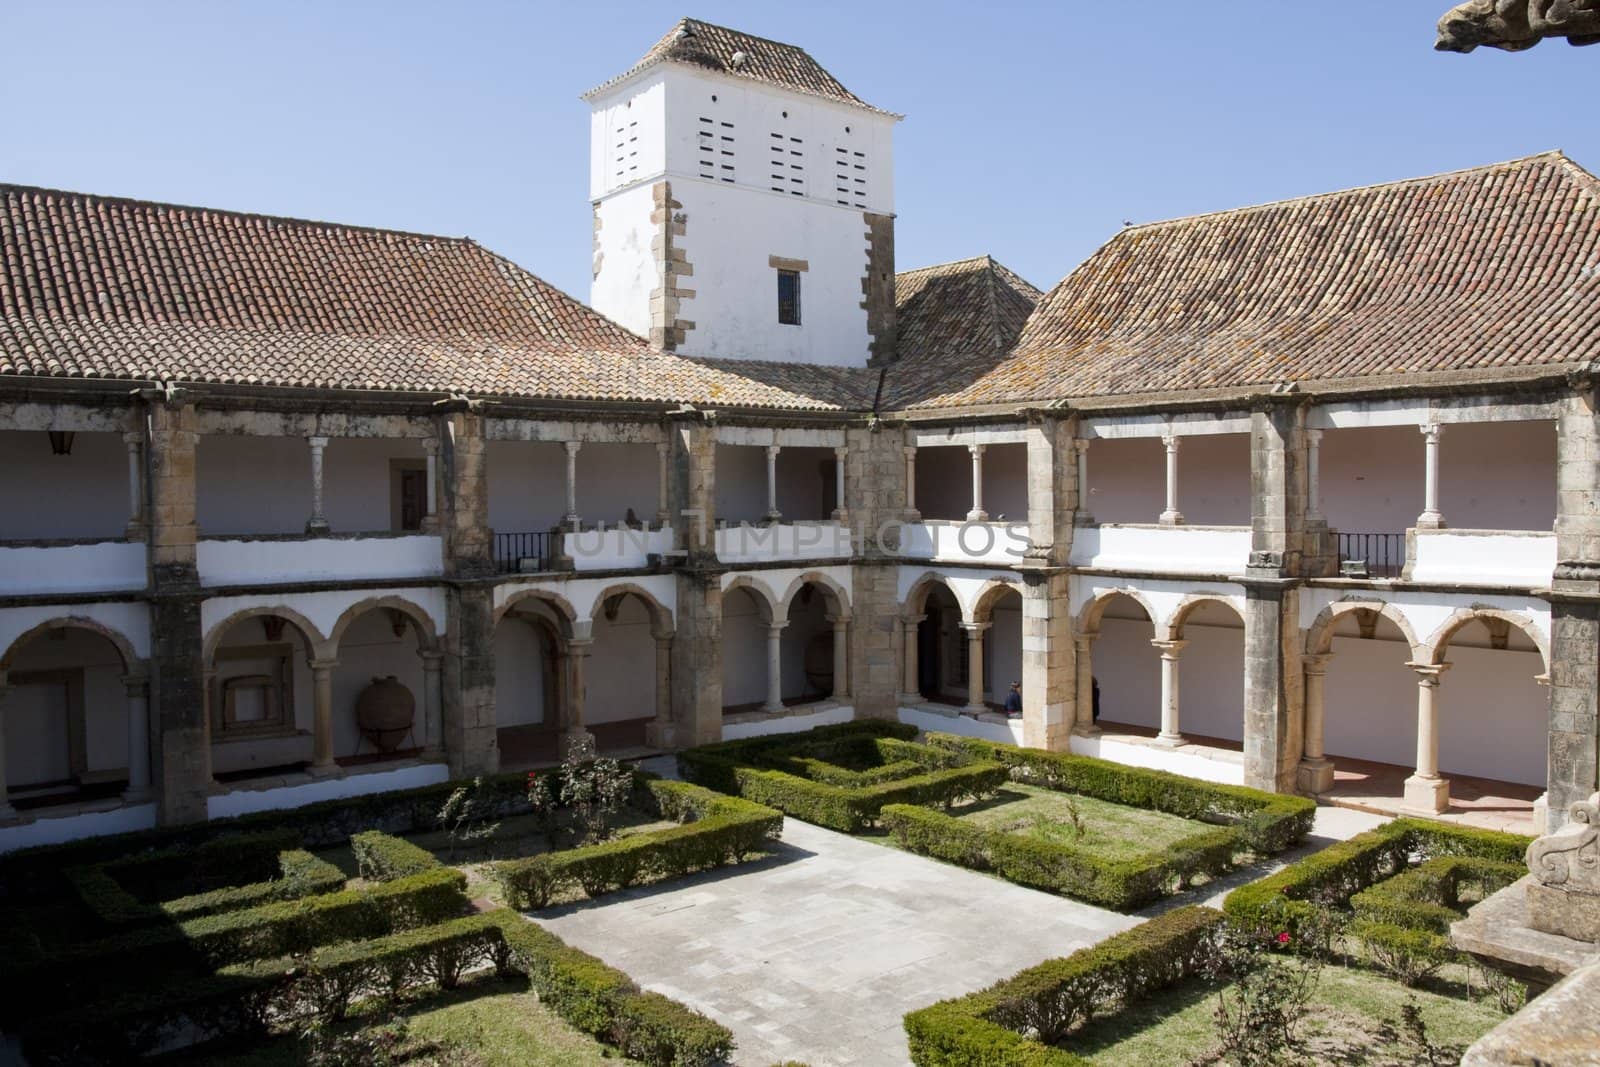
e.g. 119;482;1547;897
1276;932;1291;945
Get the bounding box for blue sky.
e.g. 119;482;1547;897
4;1;1595;300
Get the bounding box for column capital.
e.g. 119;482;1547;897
310;657;340;673
421;437;440;456
656;439;671;455
1162;433;1181;452
903;444;918;458
651;628;675;644
1420;422;1443;442
1306;427;1324;445
564;439;582;456
1073;437;1091;456
826;613;851;627
765;443;782;458
122;430;144;447
967;442;986;457
1073;633;1099;651
1407;660;1451;684
308;435;329;449
420;651;445;668
900;613;926;626
833;445;848;460
766;621;789;636
1302;652;1332;675
120;674;150;697
960;620;991;635
566;637;595;655
1151;638;1188;656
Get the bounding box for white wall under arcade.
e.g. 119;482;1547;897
198;435;427;536
1085;435;1251;526
487;441;660;533
722;585;770;709
0;430;131;540
1092;598;1246;743
588;593;658;724
916;444;1028;522
494;616;549;729
4;627;129;790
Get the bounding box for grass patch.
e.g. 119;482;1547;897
1069;962;1506;1066
952;785;1212;861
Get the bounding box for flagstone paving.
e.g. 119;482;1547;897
531;794;1390;1067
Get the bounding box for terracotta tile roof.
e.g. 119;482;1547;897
0;184;861;410
900;152;1600;410
586;18;896;116
881;255;1041;408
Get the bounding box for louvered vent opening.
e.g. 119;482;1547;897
771;133;804;196
613;119;638;184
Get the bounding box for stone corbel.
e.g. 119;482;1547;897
1527;791;1600;892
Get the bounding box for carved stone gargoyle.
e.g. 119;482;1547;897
1525;790;1600;943
1437;0;1600;52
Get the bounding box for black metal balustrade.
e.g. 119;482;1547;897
493;531;554;574
1337;532;1405;578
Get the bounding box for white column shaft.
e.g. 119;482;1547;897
966;444;988;522
764;624;785;712
311;661;336;769
564;441;581;526
1304;660;1328;760
1419;424;1444;527
124;432;143;526
765;445;782;521
656;442;671;524
831;618;850;699
1306;429;1323;520
965;625;987;711
904;446;919;515
1154;639;1187;742
124;680;150;797
422;655;443;753
833;447;847;519
308;436;329;532
1160;435;1183;524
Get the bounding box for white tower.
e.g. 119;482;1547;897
584;19;900;367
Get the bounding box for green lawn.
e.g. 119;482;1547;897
1069;962;1506;1066
167;978;639;1066
951;784;1214;861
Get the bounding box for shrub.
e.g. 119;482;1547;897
903;906;1224;1066
494;779;782;909
162;850;347;921
437;777;501;860
882;803;1238;911
350;831;441;882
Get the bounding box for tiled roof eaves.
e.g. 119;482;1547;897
581;54;903;119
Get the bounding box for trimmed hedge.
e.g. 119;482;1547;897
678;721;1006;833
882;803;1239;911
162;850;347;921
925;733;1317;854
1350;855;1524;935
494;778;782;909
903;905;1226;1067
1223;816;1533;933
350;830;441;882
498;917;735;1067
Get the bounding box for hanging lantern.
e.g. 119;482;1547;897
46;430;75;455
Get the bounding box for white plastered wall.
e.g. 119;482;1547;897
1085;434;1250;527
588;593;657;724
0;430;130;540
5;627;129;787
197;435;425;536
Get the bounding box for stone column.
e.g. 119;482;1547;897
646;630;675;748
1152;638;1188;744
903;445;920;520
966;444;989;522
672;569;724;745
420;652;444;755
1305;429;1324;522
421;438;440;533
1297;654;1335;793
1402;662;1451;813
1074;439;1094;525
1074;634;1099;736
829;615;850;699
310;658;338;774
437;405;498;776
123;430;146;540
1159;434;1184;525
563;441;581;528
832;446;848;522
122;675;152;801
963;622;989;712
0;677;15;821
655;441;672;525
1417;423;1445;529
764;444;782;523
307;436;330;535
763;622;787;712
1019;569;1075;751
563;638;595;748
899;615;923;702
1549;391;1600;827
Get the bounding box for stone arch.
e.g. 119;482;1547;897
203;605;329;664
723;575;779;623
494;587;579;637
1077;587;1164;639
0;617;141;676
328;595;441;655
1168;593;1246;638
971;578;1023;625
1422;607;1551;674
591;583;675;637
777;570;851;621
902;570;959;619
1304;599;1423;660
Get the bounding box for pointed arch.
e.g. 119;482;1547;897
494;587;579;637
328;595;441;654
1077;586;1164;639
902;570;959;619
1168;592;1246;637
971;577;1023;625
1304;598;1423;659
777;570;851;621
1423;607;1551;673
203;605;328;664
591;582;675;636
723;575;779;623
0;617;140;675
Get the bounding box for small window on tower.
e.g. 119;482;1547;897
777;269;801;326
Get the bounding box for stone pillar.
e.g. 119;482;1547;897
763;622;786;712
1417;423;1445;529
829;615;851;699
122;675;152;801
672;570;724;745
307;435;330;535
0;678;15;821
1305;429;1324;522
646;630;675;748
1549;391;1600;827
655;441;672;526
1073;635;1099;735
1074;438;1094;525
899;615;923;702
420;652;444;755
671;420;717;562
1020;569;1074;751
421;438;440;533
1297;654;1335;793
1159;434;1184;525
846;425;911;721
564;637;595;748
764;444;782;523
1152;638;1187;744
903;445;919;520
310;658;338;774
146;395;209;826
1403;662;1451;813
563;440;581;528
438;405;498;776
1022;415;1079;567
123;430;146;540
832;446;848;522
963;622;989;712
966;444;989;522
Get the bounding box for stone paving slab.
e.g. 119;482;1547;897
532;818;1141;1067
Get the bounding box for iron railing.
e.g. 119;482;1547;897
1337;532;1405;578
493;531;555;574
